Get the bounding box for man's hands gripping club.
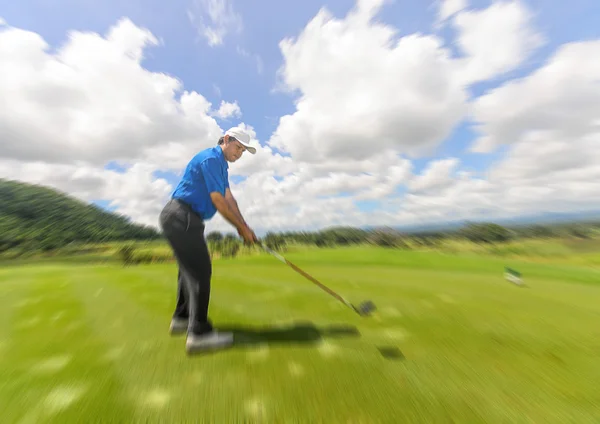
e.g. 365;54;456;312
238;226;258;245
210;189;258;245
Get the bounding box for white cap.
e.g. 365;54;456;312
224;127;256;154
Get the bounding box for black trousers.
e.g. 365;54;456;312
159;199;213;335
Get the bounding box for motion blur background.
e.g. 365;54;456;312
1;1;599;423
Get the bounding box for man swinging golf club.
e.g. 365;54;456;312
159;127;258;354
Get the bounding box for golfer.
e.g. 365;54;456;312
159;127;259;354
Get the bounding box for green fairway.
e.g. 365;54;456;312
1;247;600;423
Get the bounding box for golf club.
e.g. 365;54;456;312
259;243;376;317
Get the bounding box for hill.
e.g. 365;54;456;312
386;210;600;235
0;178;161;255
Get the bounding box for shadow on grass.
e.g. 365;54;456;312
217;321;361;348
186;322;406;361
377;346;405;360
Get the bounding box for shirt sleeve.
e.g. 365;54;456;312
199;158;227;196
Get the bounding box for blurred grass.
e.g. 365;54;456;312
423;237;600;269
1;246;600;422
3;235;600;271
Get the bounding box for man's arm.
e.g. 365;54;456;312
225;188;247;228
210;192;246;232
198;158;254;242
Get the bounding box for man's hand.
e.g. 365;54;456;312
210;190;257;244
238;225;258;245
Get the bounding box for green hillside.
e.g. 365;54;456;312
0;179;161;255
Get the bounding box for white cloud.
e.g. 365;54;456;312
205;170;369;233
224;123;297;179
1;2;598;236
269;0;468;164
206;152;413;234
489;131;600;203
452;0;544;84
436;0;467;25
0;18;245;228
212;100;242;119
470;40;600;153
401;176;498;222
0;17;6;26
395;128;600;224
0;18;227;169
188;0;242;47
490;132;599;183
408;158;459;193
102;163;174;226
353;158;413;200
226;0;554;233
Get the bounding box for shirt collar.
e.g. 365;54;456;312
215;145;228;168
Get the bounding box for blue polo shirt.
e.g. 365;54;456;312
171;146;229;220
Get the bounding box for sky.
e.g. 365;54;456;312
1;0;599;235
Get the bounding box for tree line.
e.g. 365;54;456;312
0;178;160;257
204;220;600;254
3;178;599;261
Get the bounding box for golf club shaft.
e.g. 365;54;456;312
260;244;352;307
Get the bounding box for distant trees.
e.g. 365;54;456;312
566;225;591;239
116;243;173;266
459;223;512;244
320;227;369;245
0;178;161;256
510;221;598;240
366;229;410;248
206;231;223;243
264;232;287;251
367;231;397;247
518;225;556;239
300;227;369;248
4;177;600;261
117;244;136;265
220;233;241;258
207;232;242;259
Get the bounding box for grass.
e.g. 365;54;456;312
1;246;600;422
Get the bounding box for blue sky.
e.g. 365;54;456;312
6;0;595;158
1;0;599;231
2;0;595;158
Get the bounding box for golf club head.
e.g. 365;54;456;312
354;300;376;316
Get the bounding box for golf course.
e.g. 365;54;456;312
1;246;599;423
